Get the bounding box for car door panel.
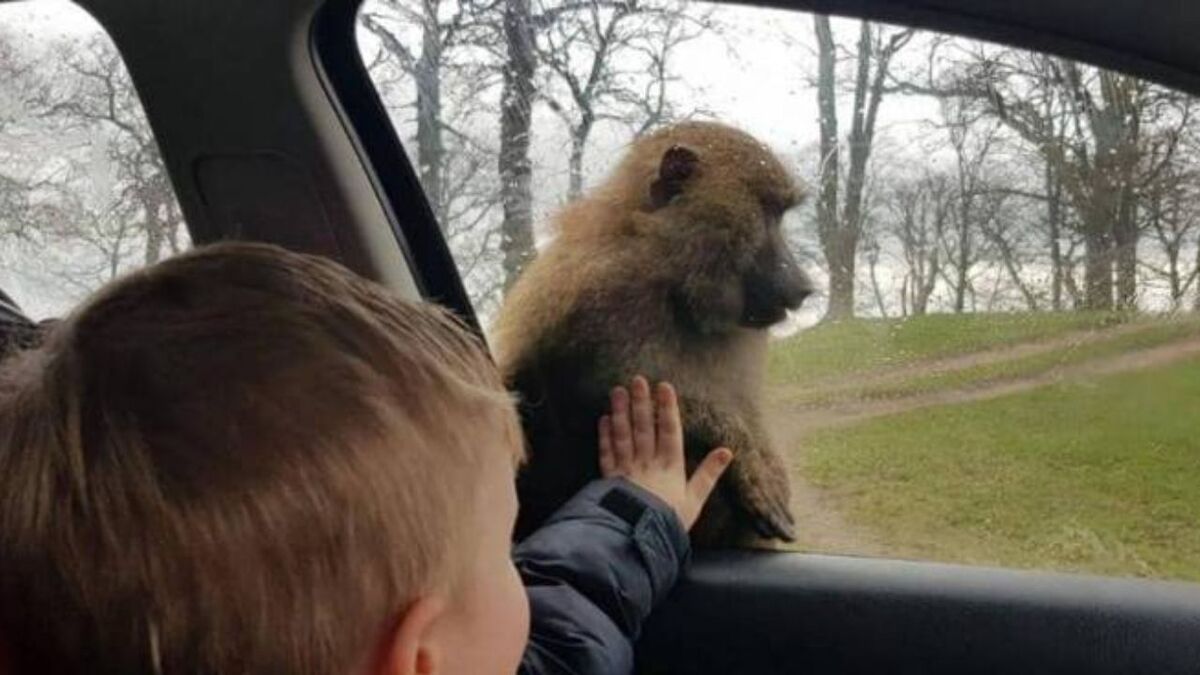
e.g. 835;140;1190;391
638;552;1200;674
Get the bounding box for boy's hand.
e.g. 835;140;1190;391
598;376;734;531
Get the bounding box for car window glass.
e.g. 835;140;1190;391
0;0;189;320
356;0;1200;583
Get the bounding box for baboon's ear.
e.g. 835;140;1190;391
649;145;699;210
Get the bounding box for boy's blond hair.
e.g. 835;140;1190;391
0;243;521;674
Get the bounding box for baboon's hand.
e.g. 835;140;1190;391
729;446;796;542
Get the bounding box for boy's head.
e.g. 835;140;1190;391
0;243;529;675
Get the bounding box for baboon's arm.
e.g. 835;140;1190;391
679;398;796;542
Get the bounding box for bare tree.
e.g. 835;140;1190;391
363;0;505;222
362;0;516;310
1141;164;1200;310
1;27;193;309
860;232;891;317
608;3;704;138
33;36;186;267
812;16;913;321
895;44;1192;311
978;195;1042;311
537;0;702;200
937;105;1010;313
498;0;537;290
0;27;42;242
1190;230;1200;309
885;172;951;316
1027;54;1070;310
363;0;449;214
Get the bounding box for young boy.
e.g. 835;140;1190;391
0;243;732;675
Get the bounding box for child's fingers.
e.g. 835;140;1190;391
610;386;634;470
654;382;683;466
685;447;734;517
630;376;655;462
598;415;617;476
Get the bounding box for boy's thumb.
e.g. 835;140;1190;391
687;447;734;505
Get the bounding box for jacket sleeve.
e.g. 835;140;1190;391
515;477;691;675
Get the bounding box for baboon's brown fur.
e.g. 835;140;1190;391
495;121;812;546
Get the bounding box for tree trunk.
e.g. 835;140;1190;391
1045;159;1064;311
907;243;937;316
1078;148;1117;312
867;247;889;318
1166;194;1184;309
1194;232;1200;312
812;15;848;321
917;259;937;315
568;134;585;201
952;246;970;312
1113;187;1138;310
912;276;930;315
567;113;593;201
499;0;537;290
812;18;907;321
951;167;972;313
415;1;445;220
1038;65;1066;313
1081;125;1117;309
142;188;164;266
836;23;877;319
1103;72;1141;311
1063;252;1083;309
1082;218;1114;310
840;22;874;242
1167;248;1182;311
825;228;857;320
998;241;1039;311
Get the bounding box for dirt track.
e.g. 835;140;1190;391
770;330;1200;437
767;328;1200;555
771;321;1160;408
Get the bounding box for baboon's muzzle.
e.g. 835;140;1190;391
741;244;812;328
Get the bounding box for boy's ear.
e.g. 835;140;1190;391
374;596;445;675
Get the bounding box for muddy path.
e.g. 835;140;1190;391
770;334;1200;436
767;330;1200;555
771;321;1160;405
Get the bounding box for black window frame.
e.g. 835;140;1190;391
311;0;481;335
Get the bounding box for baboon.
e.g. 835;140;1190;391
494;121;813;547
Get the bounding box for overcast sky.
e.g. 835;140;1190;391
3;0;938;322
1;0;1190;322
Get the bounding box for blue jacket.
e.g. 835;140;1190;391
516;478;690;674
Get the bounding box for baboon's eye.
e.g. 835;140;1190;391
761;198;785;225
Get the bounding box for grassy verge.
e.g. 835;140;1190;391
798;357;1200;582
768;311;1133;387
779;316;1200;406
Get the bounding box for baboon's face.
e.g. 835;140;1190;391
739;206;812;328
640;126;812;330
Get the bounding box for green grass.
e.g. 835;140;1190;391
768;311;1133;386
799;357;1200;582
779;316;1200;406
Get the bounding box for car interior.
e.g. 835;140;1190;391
2;0;1199;672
